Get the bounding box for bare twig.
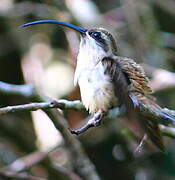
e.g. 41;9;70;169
0;100;84;115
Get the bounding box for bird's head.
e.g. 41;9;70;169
21;20;117;59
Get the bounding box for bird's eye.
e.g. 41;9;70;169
89;32;102;40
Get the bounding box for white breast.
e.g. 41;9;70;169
76;62;116;113
74;36;116;113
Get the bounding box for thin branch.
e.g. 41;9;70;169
0;100;84;115
1;98;175;142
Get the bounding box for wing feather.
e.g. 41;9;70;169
102;55;165;151
114;56;153;94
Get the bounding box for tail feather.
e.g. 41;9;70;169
158;110;175;123
129;93;167;151
130;93;175;123
141;115;165;152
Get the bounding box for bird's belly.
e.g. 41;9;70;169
78;69;116;113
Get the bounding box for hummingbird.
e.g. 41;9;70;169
21;20;175;151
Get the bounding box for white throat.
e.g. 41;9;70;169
74;36;108;86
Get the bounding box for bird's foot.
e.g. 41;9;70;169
70;110;105;135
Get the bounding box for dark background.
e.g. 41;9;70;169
1;0;175;179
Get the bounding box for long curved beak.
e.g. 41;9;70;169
20;20;87;34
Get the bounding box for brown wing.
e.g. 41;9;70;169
114;56;153;94
102;56;134;110
104;55;165;151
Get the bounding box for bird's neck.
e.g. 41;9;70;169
74;47;107;86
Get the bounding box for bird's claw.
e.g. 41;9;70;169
69;111;105;135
